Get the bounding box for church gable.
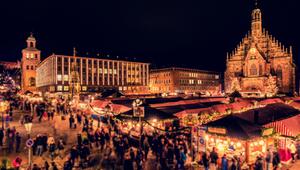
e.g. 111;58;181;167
224;3;295;97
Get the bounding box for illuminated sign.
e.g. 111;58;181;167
207;127;227;135
262;127;274;137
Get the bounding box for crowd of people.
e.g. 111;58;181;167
1;93;300;170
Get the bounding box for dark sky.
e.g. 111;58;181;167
0;0;299;72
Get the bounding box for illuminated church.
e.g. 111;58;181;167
225;3;296;97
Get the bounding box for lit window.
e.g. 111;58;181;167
82;86;87;91
64;86;69;91
104;69;108;74
57;75;62;81
198;80;202;84
109;69;113;74
30;54;34;59
50;86;55;92
99;68;103;74
57;86;62;91
215;75;219;79
113;69;117;74
26;53;29;59
63;75;68;81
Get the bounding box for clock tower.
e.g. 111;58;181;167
21;33;41;91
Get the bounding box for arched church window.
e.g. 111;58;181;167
276;65;282;79
259;64;263;75
29;77;35;87
276;65;283;87
250;64;257;76
30;42;34;47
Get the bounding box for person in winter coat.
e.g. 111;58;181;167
254;156;263;170
202;151;210;170
49;142;56;161
221;154;228;170
15;132;21;153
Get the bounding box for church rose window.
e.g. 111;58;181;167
250;64;257;76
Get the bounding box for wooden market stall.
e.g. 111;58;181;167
204;115;268;165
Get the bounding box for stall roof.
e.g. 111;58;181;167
235;103;300;125
264;114;300;137
115;106;177;121
205;115;262;140
111;97;183;107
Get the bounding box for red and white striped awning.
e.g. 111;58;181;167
264;114;300;137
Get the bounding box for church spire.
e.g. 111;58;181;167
251;0;262;37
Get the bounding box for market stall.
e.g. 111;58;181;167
204;115;268;164
114;105;177;137
264;114;300;164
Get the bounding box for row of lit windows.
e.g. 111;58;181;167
25;53;38;59
178;72;219;79
151;79;171;84
57;56;146;70
56;85;87;92
56;85;144;92
180;79;202;85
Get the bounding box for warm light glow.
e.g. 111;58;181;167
259;140;264;145
217;143;225;153
205;135;209;141
237;142;242;148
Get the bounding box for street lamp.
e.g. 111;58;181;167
132;98;144;149
24;119;33;169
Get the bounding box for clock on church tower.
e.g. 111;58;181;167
21;33;41;91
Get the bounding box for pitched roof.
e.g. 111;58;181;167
235;103;300;125
205;115;262;140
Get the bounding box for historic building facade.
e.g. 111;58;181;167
225;5;296;97
21;34;41;91
150;67;221;96
36;54;150;94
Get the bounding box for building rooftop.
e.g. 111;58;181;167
150;67;220;74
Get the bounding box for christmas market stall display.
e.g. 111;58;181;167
89;100;130;115
175;101;255;127
114;105;177;137
235;102;300;164
264;114;300;164
204;115;267;164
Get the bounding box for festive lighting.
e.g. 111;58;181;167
259;140;264;145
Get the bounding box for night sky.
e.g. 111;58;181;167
0;0;299;72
